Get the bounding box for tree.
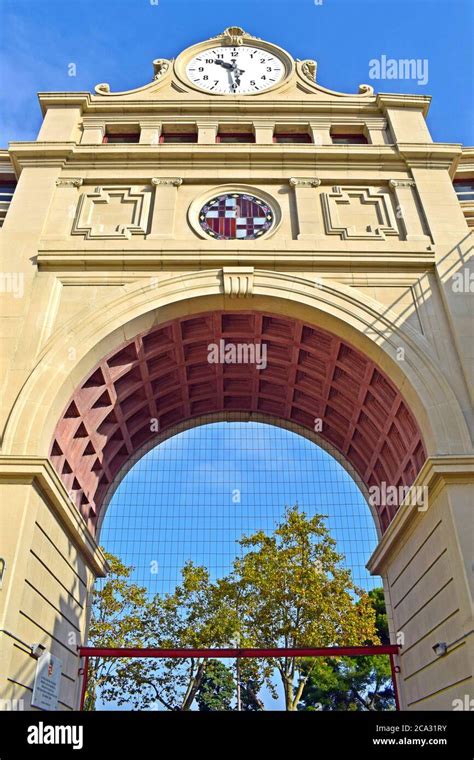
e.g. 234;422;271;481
84;552;150;711
195;660;235;711
227;506;379;711
102;561;239;711
368;586;390;644
238;658;269;710
299;587;395;711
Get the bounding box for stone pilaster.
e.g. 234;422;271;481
148;177;183;239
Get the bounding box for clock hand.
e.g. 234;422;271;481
227;68;236;89
231;65;245;87
214;59;234;70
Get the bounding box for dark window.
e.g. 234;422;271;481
273;133;312;144
331;133;368;145
216;133;255;143
0;182;16;201
160;133;198;143
0;180;17;227
454;180;474;201
103;133;140;143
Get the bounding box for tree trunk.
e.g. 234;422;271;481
181;660;207;710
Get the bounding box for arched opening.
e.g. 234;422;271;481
46;309;429;710
90;418;397;710
99;418;381;596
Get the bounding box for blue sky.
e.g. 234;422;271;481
0;0;473;147
100;422;380;597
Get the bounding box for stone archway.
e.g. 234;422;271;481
1;280;472;712
3;269;469;461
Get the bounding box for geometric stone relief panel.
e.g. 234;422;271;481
321;185;400;240
72;186;152;239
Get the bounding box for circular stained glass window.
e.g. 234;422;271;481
199;192;274;240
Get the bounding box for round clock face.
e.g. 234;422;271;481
186;45;285;94
199;193;274;240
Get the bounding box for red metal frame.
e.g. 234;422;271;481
78;645;400;711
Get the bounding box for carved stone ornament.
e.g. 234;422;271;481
95;83;111;94
358;84;375;95
289;178;321;188
322;185;399;240
211;26;261;46
222;267;255;298
56;178;83;188
389;179;416;189
152;59;171;81
151;177;183;187
300;60;317;82
72;186;152;240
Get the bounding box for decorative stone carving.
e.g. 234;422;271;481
211;26;261;46
222;267;254;298
300;60;317;82
289;177;321;188
389;179;416;189
56;178;83;188
72;186;152;240
152;59;171;81
151;177;183;187
358;84;375;95
94;83;111;94
322;186;399;240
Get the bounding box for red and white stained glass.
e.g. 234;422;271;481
199;193;274;240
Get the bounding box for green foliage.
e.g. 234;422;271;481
93;560;239;711
368;587;390;644
84;552;150;711
195;660;235;711
299;587;395;711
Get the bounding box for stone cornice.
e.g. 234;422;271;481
0;456;109;577
397;142;463;171
454;147;474;178
36;245;435;271
5;141;462;168
38;92;91;116
7;141;461;175
37;92;383;117
366;455;474;575
7;142;74;175
376;93;431;117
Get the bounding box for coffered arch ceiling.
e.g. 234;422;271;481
50;311;426;537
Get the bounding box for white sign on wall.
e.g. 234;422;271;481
31;651;62;711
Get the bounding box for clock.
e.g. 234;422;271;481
198;192;274;240
186;45;286;95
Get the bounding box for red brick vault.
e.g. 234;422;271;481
50;311;426;535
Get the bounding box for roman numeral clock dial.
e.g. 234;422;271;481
186;46;285;94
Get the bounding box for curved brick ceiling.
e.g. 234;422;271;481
50;311;426;535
